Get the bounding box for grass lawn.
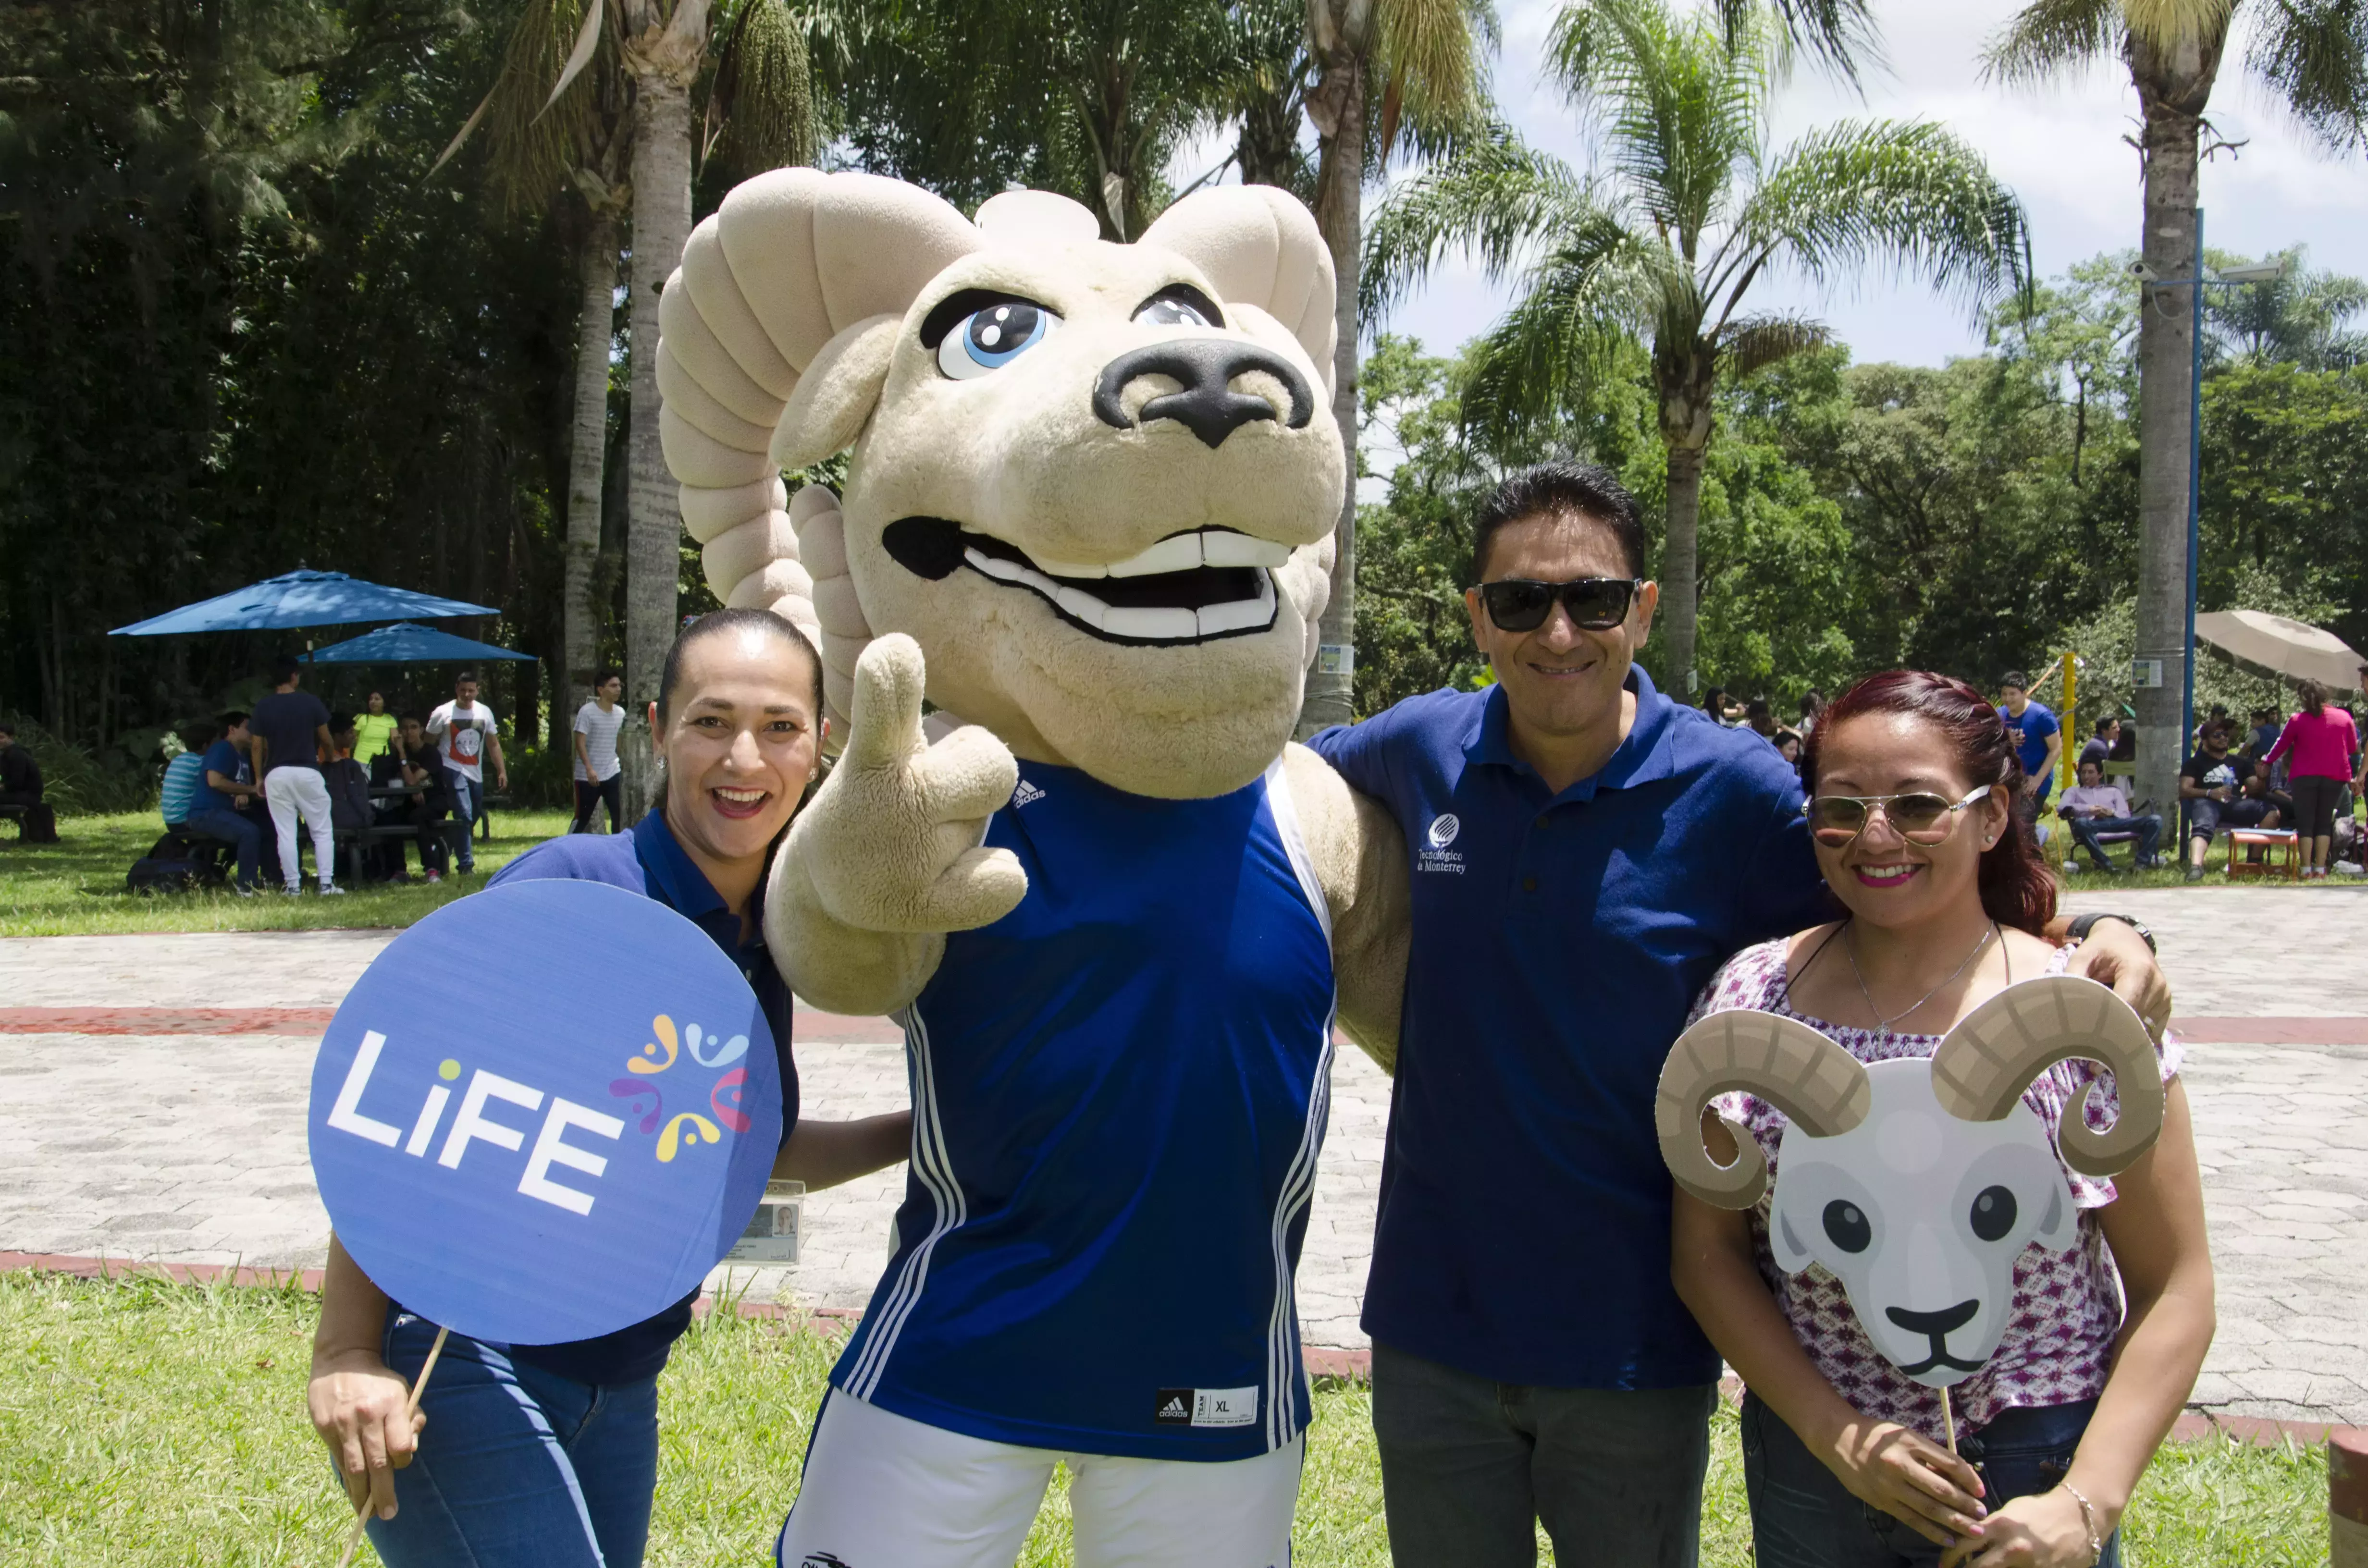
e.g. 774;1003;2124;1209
0;1271;2328;1566
0;809;581;938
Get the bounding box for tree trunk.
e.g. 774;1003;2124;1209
1662;441;1706;695
2128;23;2223;821
619;2;711;818
565;208;618;744
1300;39;1364;735
1655;344;1717;694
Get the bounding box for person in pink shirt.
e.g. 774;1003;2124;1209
2260;680;2361;877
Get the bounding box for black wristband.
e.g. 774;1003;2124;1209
2066;912;2157;954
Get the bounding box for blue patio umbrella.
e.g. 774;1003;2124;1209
301;622;535;664
111;570;498;635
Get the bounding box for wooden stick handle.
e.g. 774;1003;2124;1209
1939;1384;1958;1458
334;1324;450;1568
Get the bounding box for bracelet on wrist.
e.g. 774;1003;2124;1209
2058;1481;2103;1566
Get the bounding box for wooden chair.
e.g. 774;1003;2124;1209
2227;827;2301;882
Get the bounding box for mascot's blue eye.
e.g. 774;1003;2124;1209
937;301;1060;380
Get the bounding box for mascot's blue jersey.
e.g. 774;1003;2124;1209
831;756;1337;1461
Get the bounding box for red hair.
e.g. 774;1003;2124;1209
1801;670;2057;936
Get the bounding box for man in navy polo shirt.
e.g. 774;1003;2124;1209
1307;461;2168;1568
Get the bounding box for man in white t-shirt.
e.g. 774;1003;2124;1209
424;669;507;875
569;668;628;834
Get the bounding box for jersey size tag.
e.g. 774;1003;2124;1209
1155;1385;1258;1428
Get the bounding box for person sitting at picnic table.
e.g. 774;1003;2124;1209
353;691;400;766
322;716;375;882
0;721;59;843
177;712;265;894
367;714;449;883
2177;723;2245;882
2058;758;2163;871
1672;670;2212;1568
160;724;213;828
2260;679;2361;880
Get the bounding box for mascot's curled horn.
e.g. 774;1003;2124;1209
658;169;1410;1565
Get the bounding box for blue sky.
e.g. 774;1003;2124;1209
1359;0;2368;369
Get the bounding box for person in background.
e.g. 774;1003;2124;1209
2243;708;2281;777
187;712;264;895
570;668;627;834
160;723;213;828
0;722;59;843
308;609;908;1568
251;656;342;896
368;714;449;882
2059;757;2164;871
2078;716;2120;773
1774;728;1804;769
353;691;399;766
1997;672;2062;818
1701;686;1734;726
2195;704;2231;753
1673;671;2212;1568
1797;689;1825;738
1744;698;1781;742
321;715;373;883
2260;679;2361;879
2177;722;2244;883
425;670;506;875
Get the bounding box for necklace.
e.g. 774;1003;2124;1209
1845;920;1997;1040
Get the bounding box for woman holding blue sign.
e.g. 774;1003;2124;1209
308;610;910;1567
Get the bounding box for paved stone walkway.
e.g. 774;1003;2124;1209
1;886;2361;1424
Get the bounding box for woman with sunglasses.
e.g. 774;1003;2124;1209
1670;671;2213;1568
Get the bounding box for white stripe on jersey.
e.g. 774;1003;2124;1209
1259;757;1337;1450
846;1004;967;1399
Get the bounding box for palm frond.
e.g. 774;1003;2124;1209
1738;119;2031;320
1707;0;1881;85
1360;125;1591;319
1979;0;2121;86
1549;0;1767;259
473;0;605;214
2124;0;2236;51
1375;0;1490;154
2248;0;2368;152
1716;310;1834;377
1459;225;1657;442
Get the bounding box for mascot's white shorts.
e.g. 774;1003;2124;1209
775;1390;1302;1568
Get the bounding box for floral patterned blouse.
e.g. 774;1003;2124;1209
1689;935;2183;1443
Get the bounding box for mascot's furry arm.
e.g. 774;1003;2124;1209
656;168;1407;1067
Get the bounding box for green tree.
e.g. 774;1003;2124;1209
2206;245;2368;369
1985;0;2368;819
1365;0;2029;695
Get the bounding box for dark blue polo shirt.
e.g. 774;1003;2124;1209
429;809;802;1384
1309;668;1828;1388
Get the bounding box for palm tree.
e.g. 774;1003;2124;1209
1298;0;1493;730
1364;0;2029;691
1985;0;2368;822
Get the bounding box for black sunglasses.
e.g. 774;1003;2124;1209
1477;577;1643;633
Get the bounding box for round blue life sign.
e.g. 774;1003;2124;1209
308;879;782;1346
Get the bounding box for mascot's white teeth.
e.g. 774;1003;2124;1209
882;515;1287;646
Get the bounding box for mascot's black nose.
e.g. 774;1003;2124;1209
1093;340;1315;448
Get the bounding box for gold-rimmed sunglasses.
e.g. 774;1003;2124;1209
1803;784;1993;847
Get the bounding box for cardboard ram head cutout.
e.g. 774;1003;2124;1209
1656;977;2163;1387
657;170;1343;800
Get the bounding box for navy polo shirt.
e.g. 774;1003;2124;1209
429;809;803;1384
1309;668;1828;1388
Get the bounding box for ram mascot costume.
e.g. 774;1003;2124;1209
658;169;1409;1566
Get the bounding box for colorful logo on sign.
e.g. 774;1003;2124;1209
309;879;782;1347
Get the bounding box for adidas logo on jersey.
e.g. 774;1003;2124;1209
1153;1385;1258;1427
1154;1388;1193;1425
1011;778;1047;808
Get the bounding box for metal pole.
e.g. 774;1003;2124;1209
2183;208;2205;754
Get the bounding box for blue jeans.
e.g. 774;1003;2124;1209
1740;1393;2120;1568
2069;813;2162;869
361;1312;661;1567
182;807;261;890
444;771;485;867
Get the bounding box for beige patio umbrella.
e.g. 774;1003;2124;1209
2194;610;2365;688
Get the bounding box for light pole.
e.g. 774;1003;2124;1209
2138;213;2285;757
